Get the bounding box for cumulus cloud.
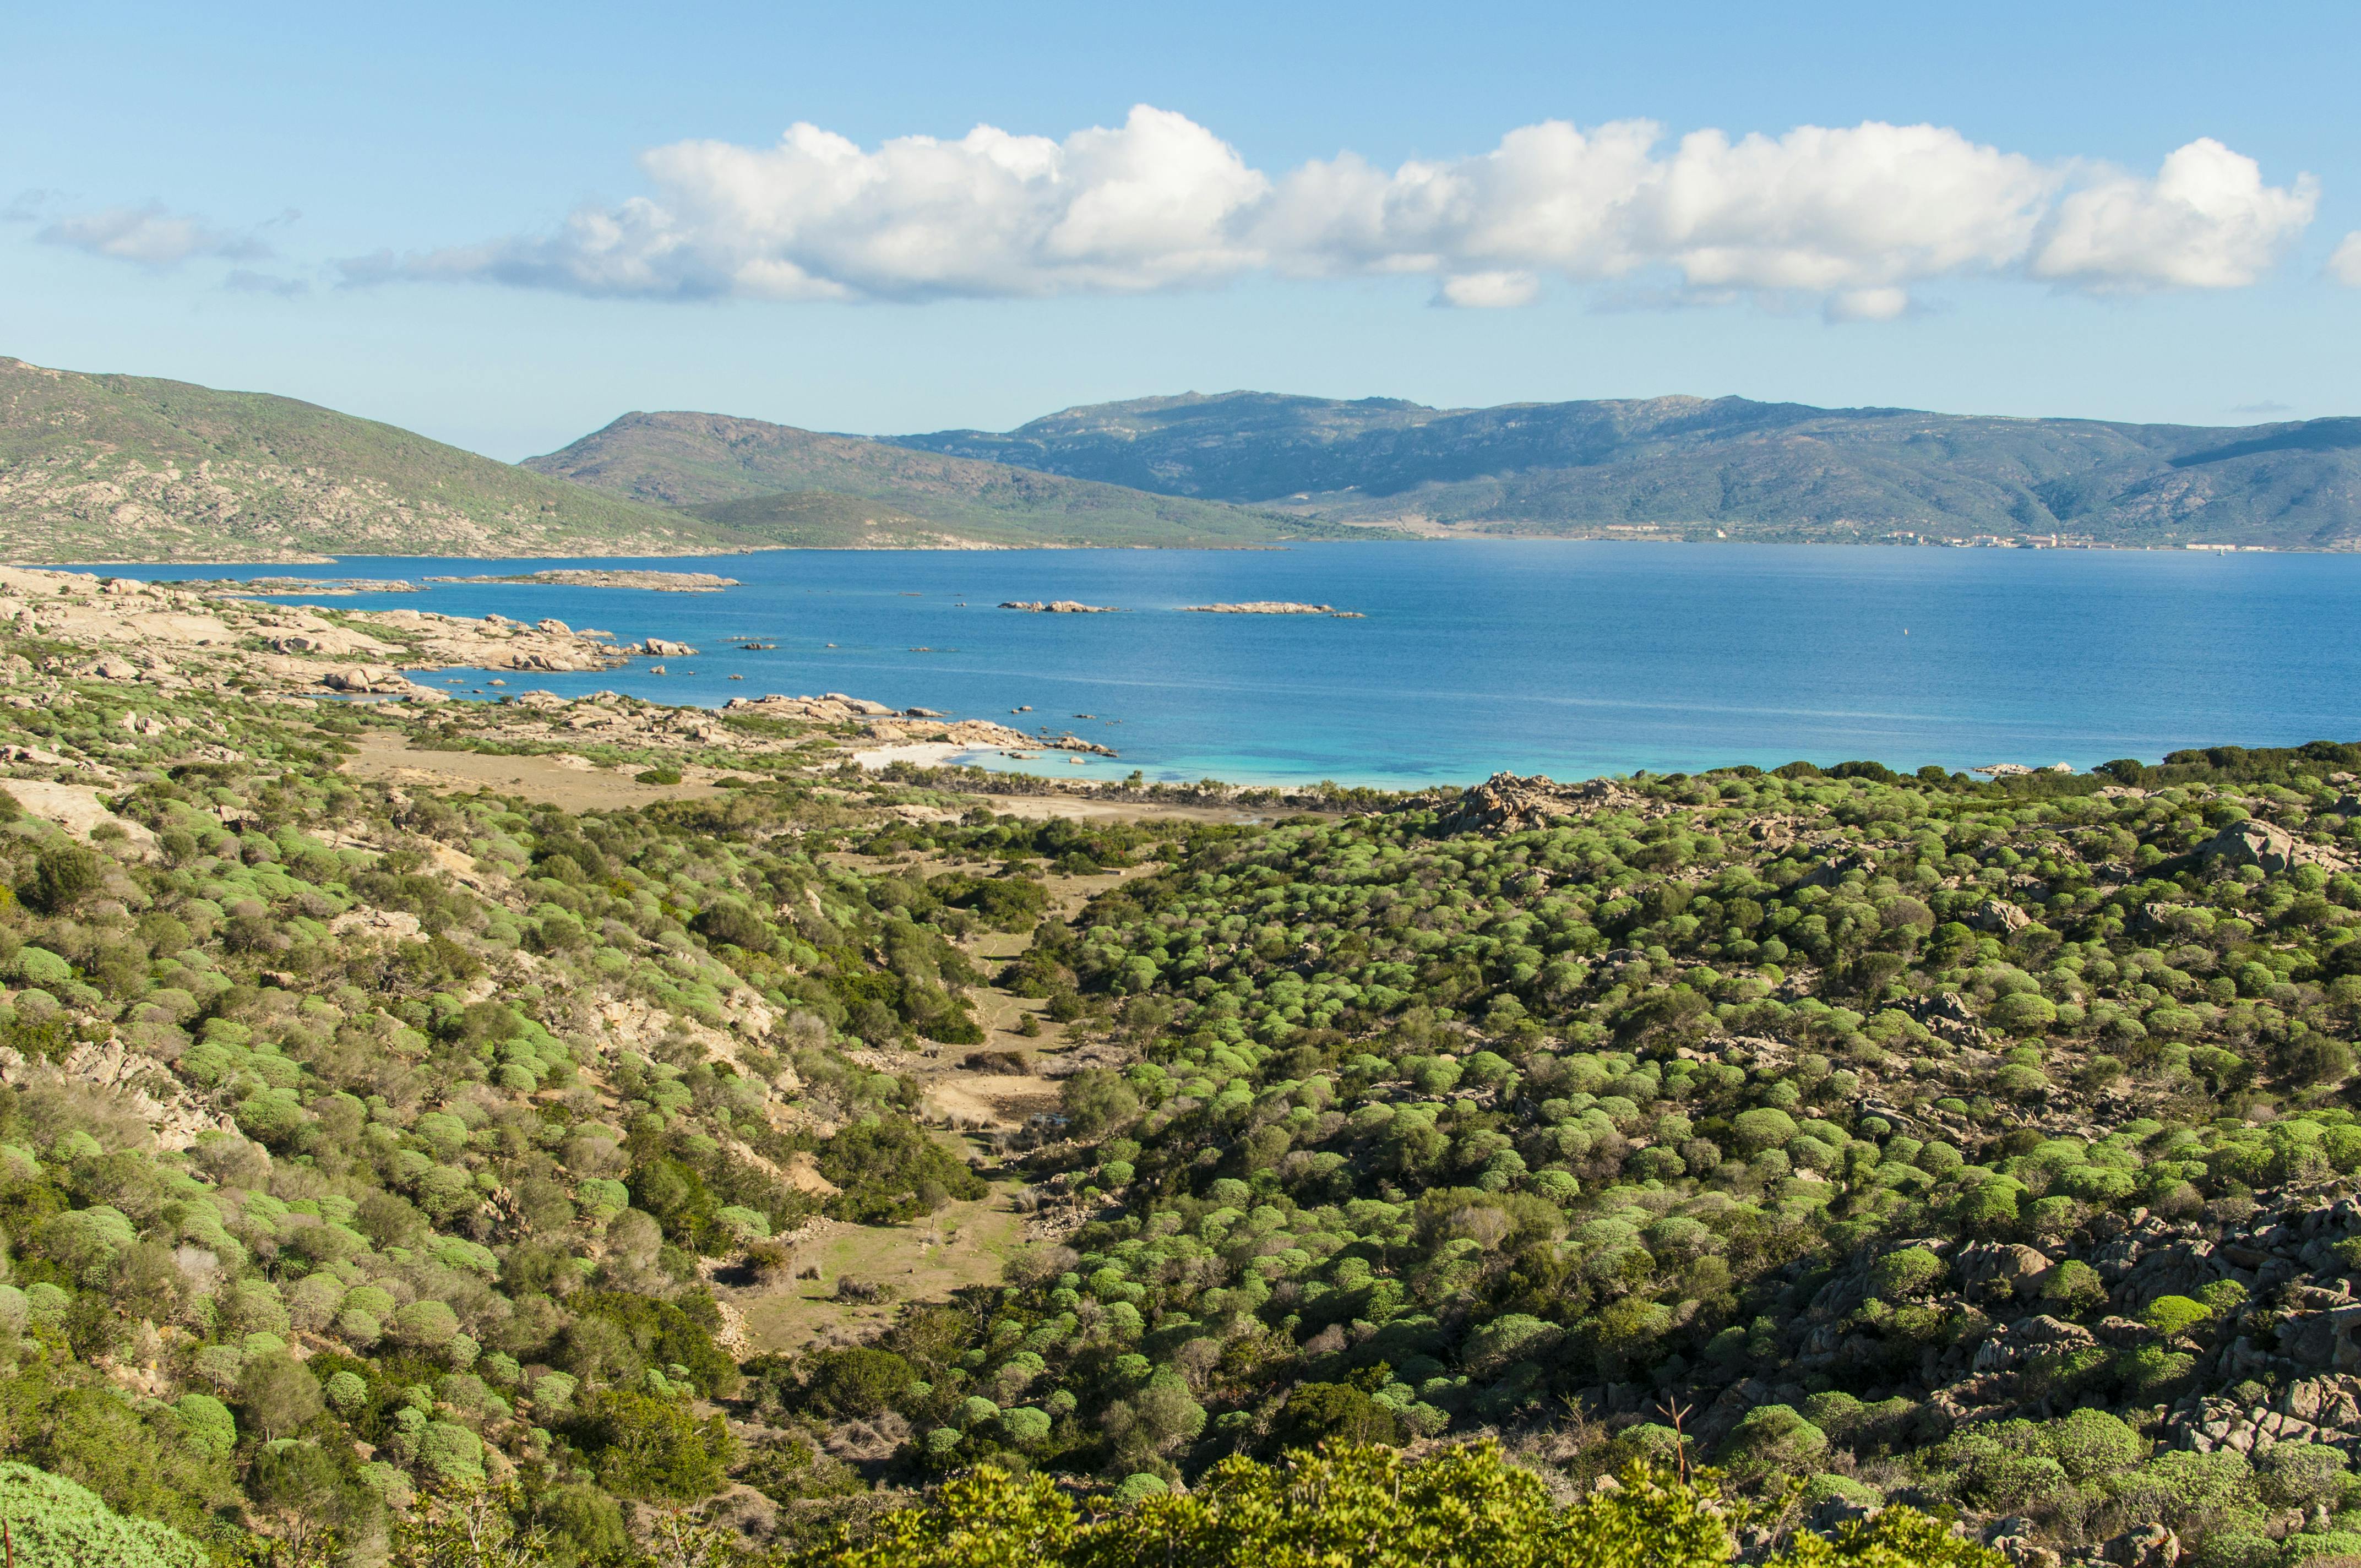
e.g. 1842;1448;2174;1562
345;108;2320;314
2030;139;2316;291
352;106;1266;302
2329;232;2361;286
36;203;276;267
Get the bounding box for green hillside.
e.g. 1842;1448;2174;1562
899;391;2361;547
526;410;1380;547
0;357;743;563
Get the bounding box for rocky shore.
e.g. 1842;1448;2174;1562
0;566;1130;776
720;692;1118;757
999;600;1123;613
0;567;629;703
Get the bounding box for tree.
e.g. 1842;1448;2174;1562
24;845;103;913
251;1439;369;1565
578;1390;737;1501
240;1351;326;1440
1059;1069;1141;1139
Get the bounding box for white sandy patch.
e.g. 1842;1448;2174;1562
850;741;970;770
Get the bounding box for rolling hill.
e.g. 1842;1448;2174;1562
522;410;1370;548
0;357;741;563
895;391;2361;547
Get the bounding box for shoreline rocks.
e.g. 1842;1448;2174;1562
1000;600;1123;613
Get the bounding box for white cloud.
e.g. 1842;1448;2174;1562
37;203;272;266
1825;287;1912;323
1436;271;1541;308
2329;231;2361;286
356;106;1267;302
346;108;2319;314
2030;139;2317;291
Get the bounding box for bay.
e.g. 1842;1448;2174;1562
100;541;2361;788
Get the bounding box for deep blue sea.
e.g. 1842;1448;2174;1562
88;542;2361;788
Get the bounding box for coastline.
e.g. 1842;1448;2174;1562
20;543;2361;792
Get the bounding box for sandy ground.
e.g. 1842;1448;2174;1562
341;732;723;810
850;741;970;770
729;1173;1030;1354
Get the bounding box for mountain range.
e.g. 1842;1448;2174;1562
518;410;1354;549
4;353;2358;560
894;391;2361;548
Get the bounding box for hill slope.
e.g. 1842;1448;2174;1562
897;391;2361;547
525;410;1374;547
0;357;742;563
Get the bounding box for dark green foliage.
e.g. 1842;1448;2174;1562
817;1116;987;1223
1271;1382;1403;1450
572;1389;738;1501
793;1347;917;1419
21;846;102;914
568;1291;739;1397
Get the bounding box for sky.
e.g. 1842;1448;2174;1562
6;1;2360;460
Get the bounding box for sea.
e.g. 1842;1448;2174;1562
89;542;2361;790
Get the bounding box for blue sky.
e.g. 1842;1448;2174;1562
6;1;2359;459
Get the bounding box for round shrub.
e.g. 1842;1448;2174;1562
1113;1473;1169;1508
334;1308;383;1348
2143;1295;2211;1338
1730;1108;1799;1153
392;1299;461;1349
324;1370;369;1416
170;1393;236;1460
999;1406;1053;1444
415;1420;485;1484
1868;1247;1946;1300
1722;1403;1828;1479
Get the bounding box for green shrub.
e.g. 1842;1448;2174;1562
1868;1247;1946;1299
0;1461;206;1568
2143;1295;2212;1337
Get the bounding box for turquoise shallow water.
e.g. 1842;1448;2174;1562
91;541;2361;788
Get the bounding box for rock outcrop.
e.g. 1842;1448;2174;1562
1432;772;1646;834
1182;601;1364;617
2197;818;2353;874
